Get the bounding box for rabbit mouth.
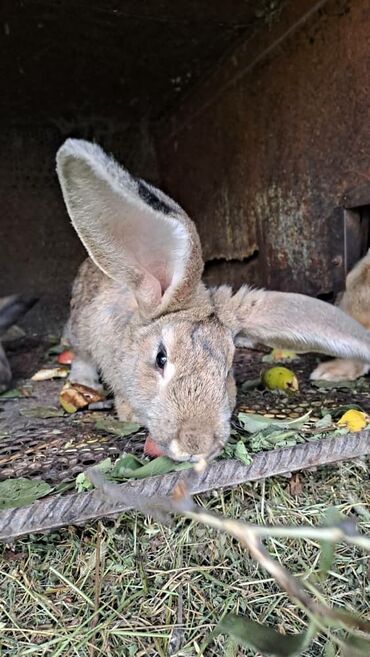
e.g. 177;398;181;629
143;434;167;458
168;436;226;463
143;429;227;463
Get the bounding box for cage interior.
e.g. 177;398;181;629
1;0;370;489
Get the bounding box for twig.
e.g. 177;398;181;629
86;464;370;635
183;507;370;633
88;522;103;657
187;514;370;552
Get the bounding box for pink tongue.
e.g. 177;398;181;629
143;434;166;457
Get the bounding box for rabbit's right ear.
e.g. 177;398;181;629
214;285;370;363
56;139;204;317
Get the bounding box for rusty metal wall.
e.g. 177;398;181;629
0;0;288;334
2;0;370;335
156;0;370;295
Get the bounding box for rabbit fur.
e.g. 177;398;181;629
311;250;370;381
57;139;370;461
0;295;37;392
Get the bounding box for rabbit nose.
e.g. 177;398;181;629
169;427;222;462
188;440;222;462
182;424;211;452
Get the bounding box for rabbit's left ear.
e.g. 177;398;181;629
214;286;370;362
56;139;204;317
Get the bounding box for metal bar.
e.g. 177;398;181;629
0;432;369;542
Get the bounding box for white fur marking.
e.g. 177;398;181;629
158;326;176;387
159;361;175;387
169;438;189;461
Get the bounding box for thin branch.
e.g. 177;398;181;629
189;513;370;551
184;507;370;632
87;465;370;635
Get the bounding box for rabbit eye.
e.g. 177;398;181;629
156;346;167;370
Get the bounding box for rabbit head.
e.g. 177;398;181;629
57;139;370;461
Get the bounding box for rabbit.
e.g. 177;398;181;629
310;249;370;381
56;139;370;462
0;294;38;392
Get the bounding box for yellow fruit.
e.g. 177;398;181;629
337;409;367;432
261;366;299;392
270;349;299;362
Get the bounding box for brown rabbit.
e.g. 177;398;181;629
57;139;370;461
0;295;37;392
311;250;370;381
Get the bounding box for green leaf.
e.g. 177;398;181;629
213;614;312;656
321;608;370;633
324;403;364;419
324;640;336;657
53;480;75;495
0;478;52;510
238;413;273;433
111;455;193;480
234;440;252;465
20;406;65;418
318;507;349;579
224;636;238;657
250;428;301;452
238;410;311;434
318;540;335;580
314;414;333;430
110;453;143;477
75;457;113;492
0;388;23;399
342;634;370;656
47;343;65;355
75;473;91;492
95;418;141;436
323;507;347;527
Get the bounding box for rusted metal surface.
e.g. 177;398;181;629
343;182;370;209
1;433;369;541
0;0;289;333
0;0;287;123
157;0;370;295
203;255;261;291
0;123;161;334
333;182;370;283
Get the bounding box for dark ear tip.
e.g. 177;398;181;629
0;294;39;334
15;294;39;312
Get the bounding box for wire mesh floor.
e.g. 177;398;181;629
1;336;370;485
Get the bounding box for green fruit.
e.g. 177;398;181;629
261;366;299;392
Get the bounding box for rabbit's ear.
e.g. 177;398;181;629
214;286;370;362
56;139;203;317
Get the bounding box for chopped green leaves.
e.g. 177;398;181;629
0;478;52;510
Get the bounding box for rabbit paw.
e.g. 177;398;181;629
310;358;369;382
115;398;140;423
69;357;103;393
